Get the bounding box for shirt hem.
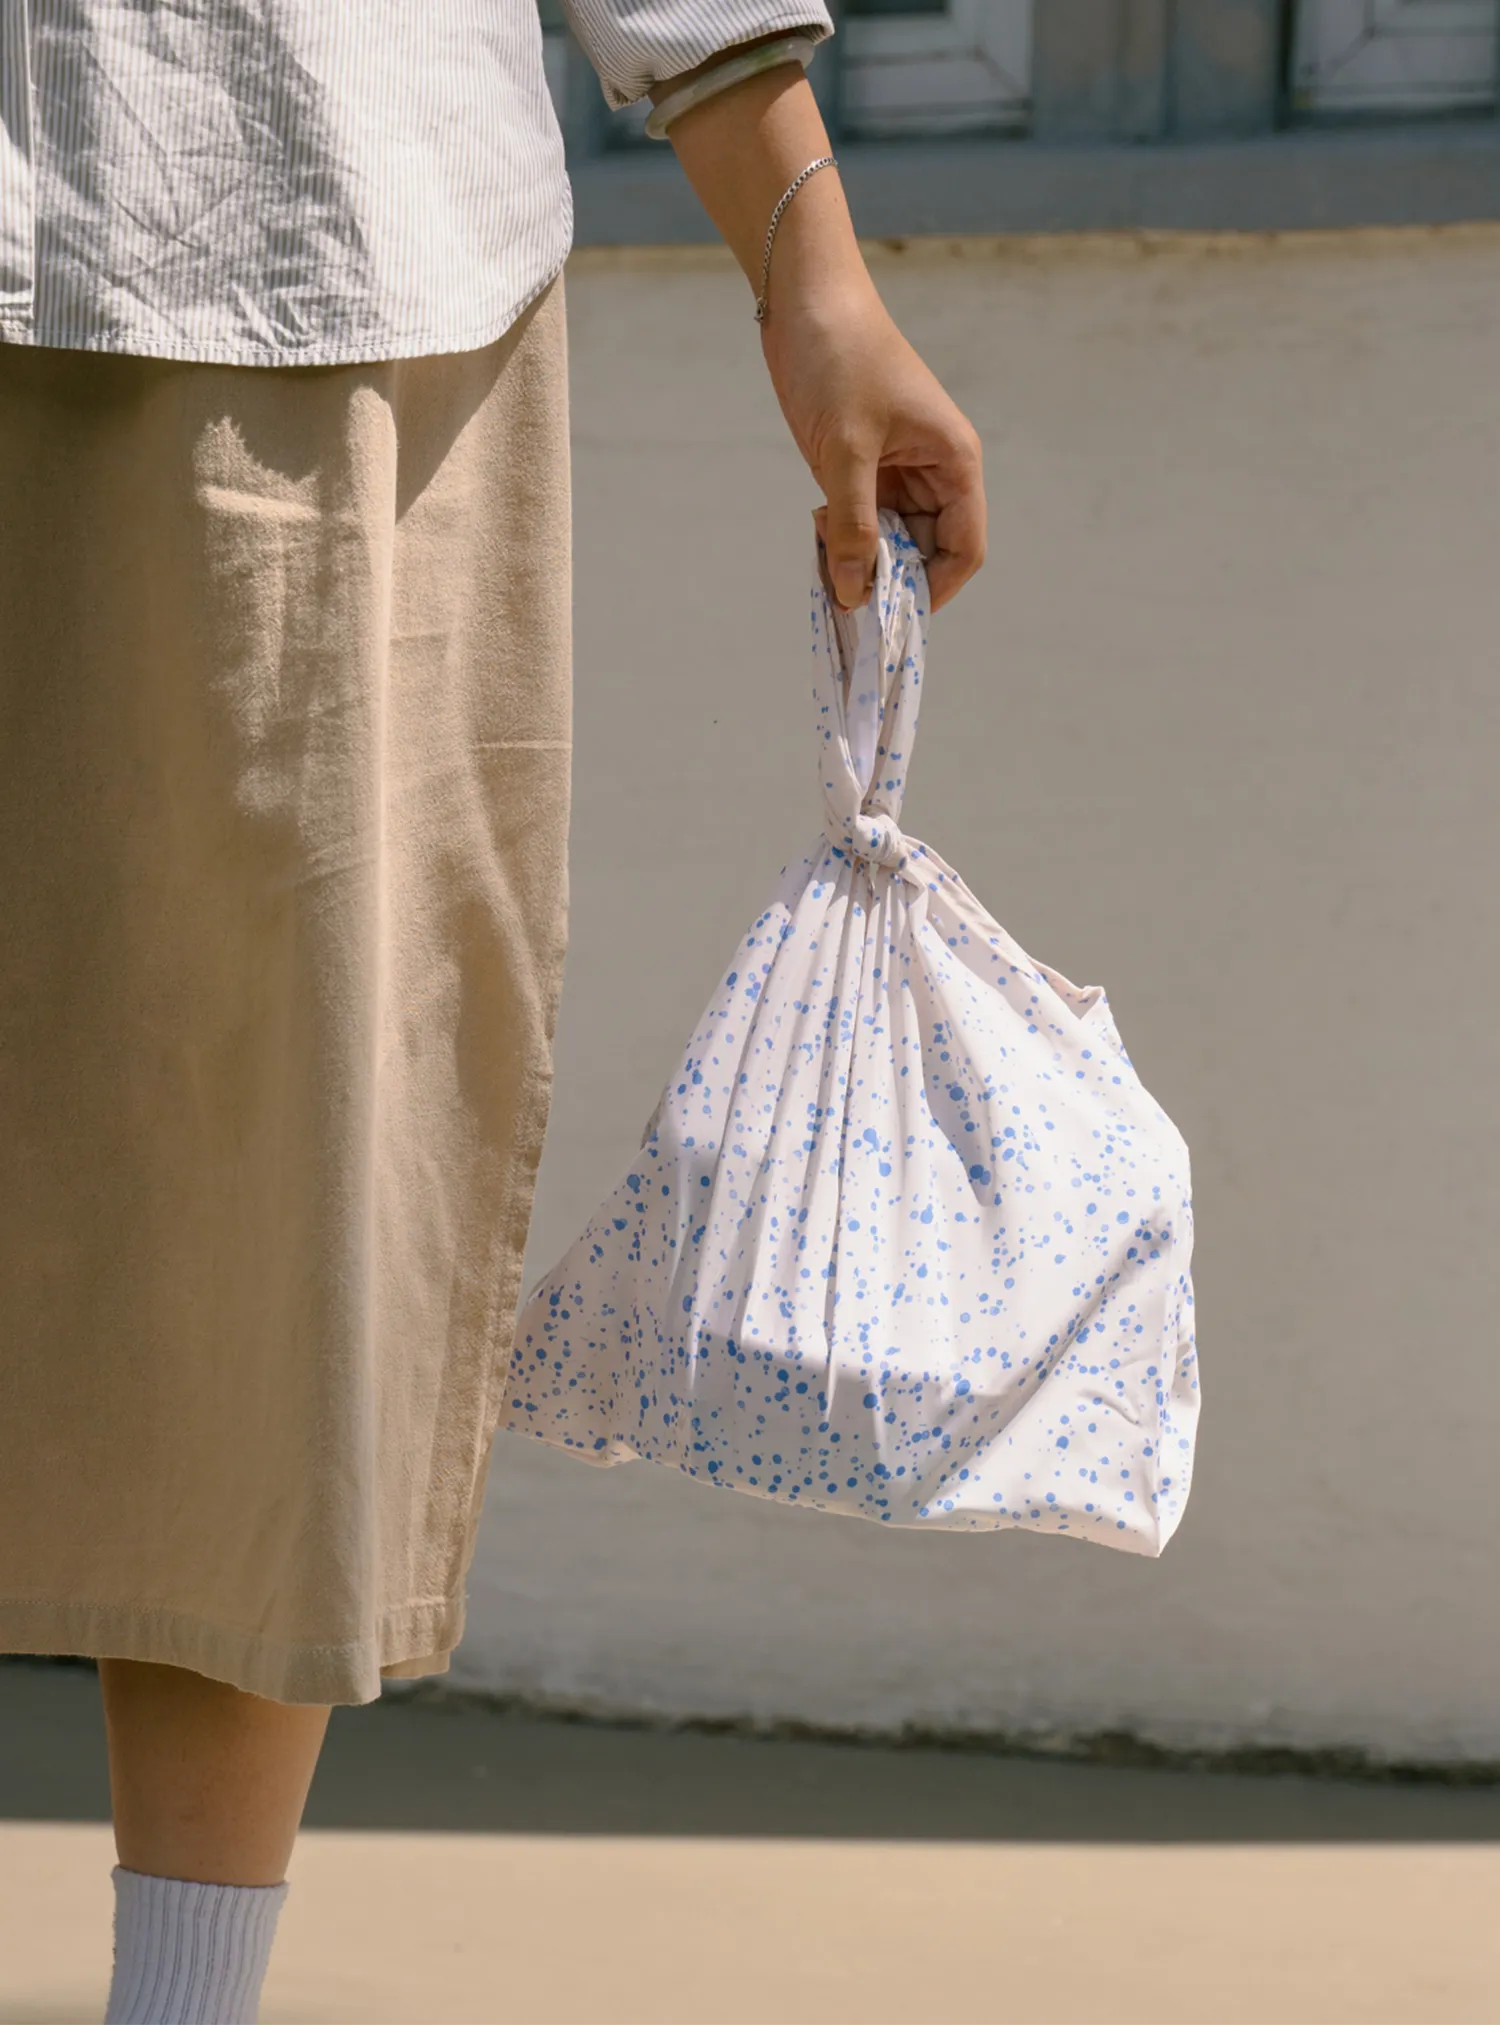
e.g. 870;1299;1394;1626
0;257;569;370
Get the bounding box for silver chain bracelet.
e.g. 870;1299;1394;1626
754;156;839;324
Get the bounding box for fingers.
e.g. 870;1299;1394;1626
902;512;938;562
922;438;986;614
814;426;985;616
818;436;881;611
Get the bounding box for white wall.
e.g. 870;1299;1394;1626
457;227;1500;1763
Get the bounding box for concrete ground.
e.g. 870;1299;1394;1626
0;1663;1495;2025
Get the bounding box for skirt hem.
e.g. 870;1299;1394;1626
0;1594;462;1706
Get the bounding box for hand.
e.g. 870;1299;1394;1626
759;271;987;615
648;49;985;612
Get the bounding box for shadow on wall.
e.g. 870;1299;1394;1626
3;1659;1497;1846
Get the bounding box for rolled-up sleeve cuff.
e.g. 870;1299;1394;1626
559;0;836;112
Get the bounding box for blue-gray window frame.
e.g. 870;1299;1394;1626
556;0;1500;236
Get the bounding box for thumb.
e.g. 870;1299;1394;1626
818;442;880;611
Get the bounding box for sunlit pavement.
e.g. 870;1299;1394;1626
0;1661;1495;2025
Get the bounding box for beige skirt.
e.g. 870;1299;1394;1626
0;277;572;1705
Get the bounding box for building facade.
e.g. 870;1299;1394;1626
542;0;1500;237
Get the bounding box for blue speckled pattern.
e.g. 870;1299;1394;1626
501;510;1200;1555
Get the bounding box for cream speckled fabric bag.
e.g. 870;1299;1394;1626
503;510;1200;1554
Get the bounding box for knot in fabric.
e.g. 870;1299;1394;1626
823;803;917;881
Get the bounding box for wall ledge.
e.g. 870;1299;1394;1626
382;1677;1500;1786
570;121;1500;243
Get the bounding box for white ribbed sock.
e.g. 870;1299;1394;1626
103;1865;289;2025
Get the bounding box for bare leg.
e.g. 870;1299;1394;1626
98;1659;331;1887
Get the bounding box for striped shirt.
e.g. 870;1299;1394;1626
0;0;832;367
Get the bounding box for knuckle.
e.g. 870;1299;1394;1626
830;513;877;560
813;415;864;467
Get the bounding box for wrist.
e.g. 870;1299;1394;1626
763;264;882;342
752;172;874;325
759;229;880;333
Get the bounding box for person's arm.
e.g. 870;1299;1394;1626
648;43;986;614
